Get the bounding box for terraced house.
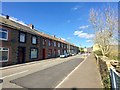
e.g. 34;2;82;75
0;15;79;66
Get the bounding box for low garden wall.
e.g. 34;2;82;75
94;54;111;88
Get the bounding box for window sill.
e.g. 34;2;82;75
0;39;8;41
0;60;8;62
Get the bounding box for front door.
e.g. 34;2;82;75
54;49;57;57
18;47;25;63
43;48;46;59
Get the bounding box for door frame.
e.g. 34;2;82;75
18;47;26;63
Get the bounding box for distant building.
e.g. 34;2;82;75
84;47;93;53
0;15;79;66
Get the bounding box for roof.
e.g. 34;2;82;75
0;16;78;47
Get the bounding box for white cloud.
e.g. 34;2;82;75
72;5;80;11
74;30;94;39
79;25;89;29
86;40;92;43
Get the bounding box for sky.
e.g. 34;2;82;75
2;2;118;47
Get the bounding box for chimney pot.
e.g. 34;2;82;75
52;35;56;37
6;15;9;19
28;24;34;29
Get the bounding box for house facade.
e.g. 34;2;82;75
0;15;79;66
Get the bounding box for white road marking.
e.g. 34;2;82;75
54;57;87;89
0;70;29;79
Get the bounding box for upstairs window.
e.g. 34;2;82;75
54;41;56;47
48;40;51;46
67;45;69;48
0;29;8;40
0;47;9;62
64;45;67;48
48;40;52;46
20;32;26;43
58;42;60;47
32;36;37;44
43;38;46;46
61;43;63;48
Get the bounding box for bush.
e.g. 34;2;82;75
94;50;103;56
107;50;120;61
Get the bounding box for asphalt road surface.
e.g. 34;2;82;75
10;58;83;89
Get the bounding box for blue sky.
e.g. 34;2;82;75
2;2;117;47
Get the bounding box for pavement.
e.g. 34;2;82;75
57;54;103;88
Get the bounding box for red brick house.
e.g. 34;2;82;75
0;15;79;66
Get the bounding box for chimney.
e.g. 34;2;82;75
6;15;9;19
28;24;34;29
52;35;56;37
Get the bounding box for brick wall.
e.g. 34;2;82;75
1;24;79;66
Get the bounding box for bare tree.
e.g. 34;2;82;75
90;6;118;57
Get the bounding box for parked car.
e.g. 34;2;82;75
68;53;72;56
60;53;68;58
60;54;66;58
72;53;75;56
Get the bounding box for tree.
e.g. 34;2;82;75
90;6;118;57
79;47;84;53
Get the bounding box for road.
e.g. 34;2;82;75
11;58;83;88
1;54;85;89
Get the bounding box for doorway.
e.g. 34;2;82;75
43;48;46;59
54;49;57;57
18;47;25;63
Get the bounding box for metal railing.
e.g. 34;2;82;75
110;66;120;89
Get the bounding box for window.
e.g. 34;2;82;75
61;43;63;48
67;45;69;48
48;40;52;46
54;41;56;47
0;28;8;40
32;36;37;44
48;49;52;57
58;42;60;47
67;50;69;53
43;38;46;46
62;44;64;48
48;40;50;46
20;32;26;42
30;48;38;59
0;47;9;62
64;45;67;48
64;50;67;54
